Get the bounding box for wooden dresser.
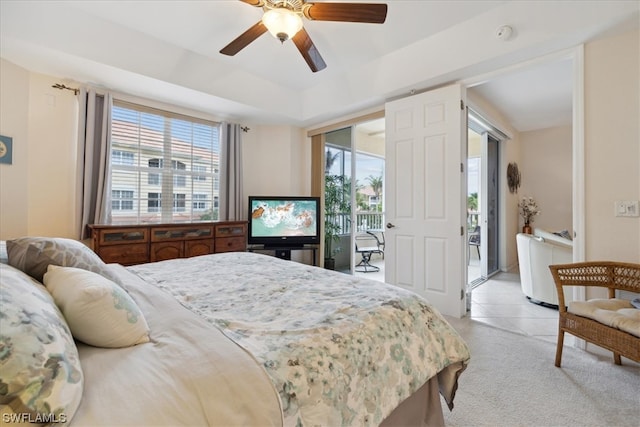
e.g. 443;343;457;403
89;221;247;266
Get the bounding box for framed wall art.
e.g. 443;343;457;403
0;135;13;164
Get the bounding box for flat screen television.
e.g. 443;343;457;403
248;196;321;249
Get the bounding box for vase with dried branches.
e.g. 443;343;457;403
518;196;540;234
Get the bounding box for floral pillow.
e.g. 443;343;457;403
6;237;119;284
43;265;150;348
0;264;83;423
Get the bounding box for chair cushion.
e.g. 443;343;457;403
568;298;640;338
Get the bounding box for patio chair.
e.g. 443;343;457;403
355;233;383;272
468;226;480;264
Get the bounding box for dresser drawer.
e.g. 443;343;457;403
215;236;246;253
98;228;148;245
98;244;149;265
150;242;183;262
215;223;246;237
186;239;214;257
151;225;214;242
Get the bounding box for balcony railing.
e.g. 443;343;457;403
467;211;480;230
327;211;480;235
326;211;385;235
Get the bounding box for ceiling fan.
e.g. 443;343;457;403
220;0;388;72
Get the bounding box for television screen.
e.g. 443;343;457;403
248;196;320;247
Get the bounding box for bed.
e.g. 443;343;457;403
1;237;470;426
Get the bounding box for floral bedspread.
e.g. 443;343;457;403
127;252;470;426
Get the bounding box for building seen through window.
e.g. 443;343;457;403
109;101;220;224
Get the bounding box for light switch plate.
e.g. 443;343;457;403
614;200;639;217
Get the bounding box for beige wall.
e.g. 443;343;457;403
27;73;79;237
519;125;573;233
242;124;309;205
0;60;78;239
0;59;30;238
467;130;482;158
354;128;384;157
585;29;639;263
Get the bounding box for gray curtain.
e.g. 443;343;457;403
219;122;244;221
76;89;113;239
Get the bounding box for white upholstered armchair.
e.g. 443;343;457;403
516;230;573;307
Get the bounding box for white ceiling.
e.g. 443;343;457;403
1;1;638;131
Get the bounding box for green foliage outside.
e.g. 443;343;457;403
199;208;219;221
467;192;478;212
324;174;351;260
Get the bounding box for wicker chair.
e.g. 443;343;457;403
549;261;640;367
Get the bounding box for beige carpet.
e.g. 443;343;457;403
442;316;640;427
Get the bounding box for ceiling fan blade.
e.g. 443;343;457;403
304;2;387;24
292;28;327;73
220;21;268;56
239;0;264;6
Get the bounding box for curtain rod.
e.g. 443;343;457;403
54;82;247;129
52;83;79;95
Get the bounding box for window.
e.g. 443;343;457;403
148;159;186;187
193;165;207;181
110;101;220;224
173;193;186;212
325;141;385;234
112;150;134;165
112;190;134;211
148;159;161;185
193;193;207;210
174;161;186;187
148;192;161;213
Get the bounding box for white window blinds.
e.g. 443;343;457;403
110;101;220;224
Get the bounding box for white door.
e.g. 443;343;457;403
385;84;467;317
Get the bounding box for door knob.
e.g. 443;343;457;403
386;222;396;229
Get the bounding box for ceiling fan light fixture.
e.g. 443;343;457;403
262;7;303;43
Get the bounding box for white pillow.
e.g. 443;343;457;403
43;265;150;348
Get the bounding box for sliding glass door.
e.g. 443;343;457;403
483;134;500;277
468;116;501;285
324;128;353;272
322;119;386;276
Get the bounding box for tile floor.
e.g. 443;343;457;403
354;254;558;342
469;271;559;343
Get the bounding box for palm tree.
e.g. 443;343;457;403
468;192;478;211
325;148;340;173
367;175;383;211
367;175;383;198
